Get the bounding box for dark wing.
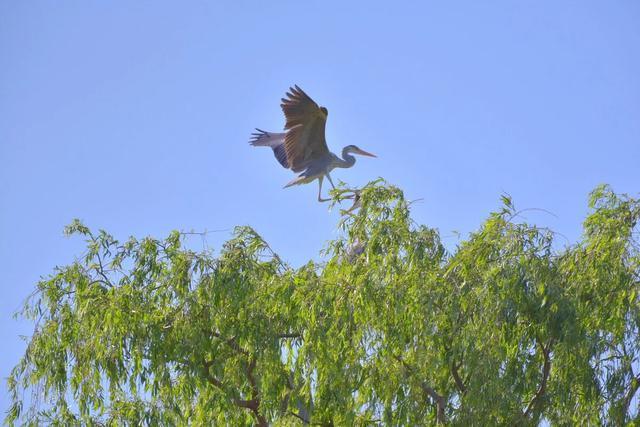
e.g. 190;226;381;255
249;129;289;168
280;85;329;172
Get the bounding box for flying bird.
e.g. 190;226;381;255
250;85;376;202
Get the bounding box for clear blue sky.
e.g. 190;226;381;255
1;1;639;410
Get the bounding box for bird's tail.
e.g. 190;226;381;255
283;174;308;188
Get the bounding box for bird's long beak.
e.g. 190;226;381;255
354;148;377;158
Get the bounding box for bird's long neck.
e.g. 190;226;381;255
336;147;356;168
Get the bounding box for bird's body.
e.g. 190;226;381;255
250;85;375;202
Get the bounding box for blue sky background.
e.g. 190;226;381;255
1;1;639;411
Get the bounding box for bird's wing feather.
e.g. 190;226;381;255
249;129;289;168
249;128;285;148
280;85;329;172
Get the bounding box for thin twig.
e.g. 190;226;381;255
523;338;553;420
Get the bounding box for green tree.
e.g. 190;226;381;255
6;182;640;425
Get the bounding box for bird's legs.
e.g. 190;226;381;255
326;173;336;189
317;176;331;202
341;189;361;216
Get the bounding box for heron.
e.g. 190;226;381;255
249;85;376;202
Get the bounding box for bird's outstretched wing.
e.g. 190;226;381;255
249;129;289;168
280;85;329;172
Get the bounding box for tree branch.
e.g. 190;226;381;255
621;374;640;421
94;251;113;286
202;352;268;426
451;360;466;395
394;355;447;424
523;338;553;421
246;357;259;402
277;333;301;339
202;358;224;389
290;410;310;424
420;382;447;424
243;356;268;426
209;330;250;356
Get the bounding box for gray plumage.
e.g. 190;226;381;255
250;85;376;202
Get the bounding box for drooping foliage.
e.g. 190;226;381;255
6;182;640;425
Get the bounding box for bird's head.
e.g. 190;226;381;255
345;145;377;158
320;106;328;116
